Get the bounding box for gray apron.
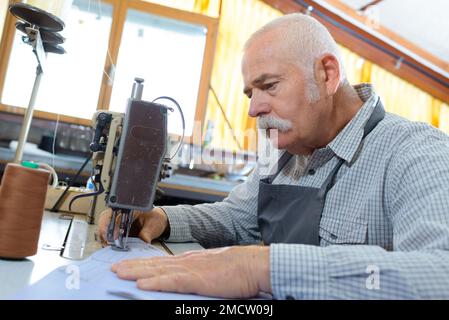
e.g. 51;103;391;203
257;99;385;245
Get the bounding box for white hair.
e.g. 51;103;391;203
257;114;292;132
244;13;347;102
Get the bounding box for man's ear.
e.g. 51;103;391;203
313;54;341;96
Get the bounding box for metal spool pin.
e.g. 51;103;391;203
9;3;66;163
15;22;65;45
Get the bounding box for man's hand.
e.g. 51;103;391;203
111;245;271;298
97;207;169;245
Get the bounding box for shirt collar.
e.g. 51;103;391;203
326;83;379;163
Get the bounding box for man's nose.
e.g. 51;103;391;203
248;92;271;118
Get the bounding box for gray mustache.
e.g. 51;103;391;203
257;115;292;132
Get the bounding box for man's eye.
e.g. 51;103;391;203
264;82;279;91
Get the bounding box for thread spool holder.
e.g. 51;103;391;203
8;3;66;163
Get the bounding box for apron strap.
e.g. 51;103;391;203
266;151;293;184
317;97;385;199
362;98;385;140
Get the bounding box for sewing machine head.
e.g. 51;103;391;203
90;78;172;251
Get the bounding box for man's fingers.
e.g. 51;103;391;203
137;273;200;295
139;213;167;243
111;256;180;272
113;213;122;240
115;265;187;280
176;250;203;257
98;211;123;243
99;208;167;244
139;221;170;243
139;232;152;243
112;252;204;272
98;210;112;242
112;257;164;273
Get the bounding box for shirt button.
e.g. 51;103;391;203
308;169;316;175
286;295;295;300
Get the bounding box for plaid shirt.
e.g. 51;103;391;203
162;84;449;299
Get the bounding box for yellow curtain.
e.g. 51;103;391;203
438;103;449;133
338;44;448;133
369;64;436;124
339;45;366;85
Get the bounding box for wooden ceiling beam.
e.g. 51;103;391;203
359;0;385;12
324;0;449;74
259;0;449;104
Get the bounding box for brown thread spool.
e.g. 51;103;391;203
0;163;50;259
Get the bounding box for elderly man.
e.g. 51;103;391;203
99;13;449;299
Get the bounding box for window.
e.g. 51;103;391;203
1;0;113;119
109;9;207;136
0;0;218;137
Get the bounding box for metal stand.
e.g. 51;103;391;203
13;65;43;163
8;2;66;164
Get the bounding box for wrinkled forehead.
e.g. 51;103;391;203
242;31;298;80
242;48;298;86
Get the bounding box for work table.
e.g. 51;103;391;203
0;211;203;299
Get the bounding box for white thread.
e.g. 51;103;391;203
52;113;60;169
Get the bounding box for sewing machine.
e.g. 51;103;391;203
89;78;172;251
